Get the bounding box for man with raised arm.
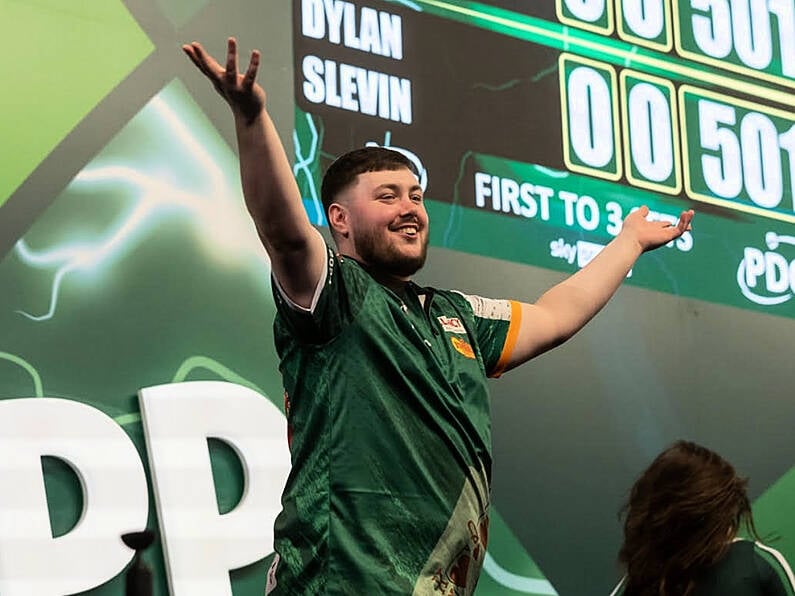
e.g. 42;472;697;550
183;38;694;596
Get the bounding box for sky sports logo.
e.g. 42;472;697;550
738;232;795;306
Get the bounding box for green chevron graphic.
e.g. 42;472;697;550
477;508;558;595
154;0;209;29
0;0;153;207
753;466;795;561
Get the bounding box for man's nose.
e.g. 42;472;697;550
398;194;419;213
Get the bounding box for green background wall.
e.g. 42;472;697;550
1;1;793;594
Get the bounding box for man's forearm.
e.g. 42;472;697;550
534;233;643;341
235;108;314;253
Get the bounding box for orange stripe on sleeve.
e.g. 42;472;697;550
489;300;522;379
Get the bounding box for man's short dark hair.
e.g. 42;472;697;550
320;147;419;216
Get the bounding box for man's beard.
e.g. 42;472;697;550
354;224;428;278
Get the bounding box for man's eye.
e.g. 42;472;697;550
411;195;423;202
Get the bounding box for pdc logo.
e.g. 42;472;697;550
738;232;795;306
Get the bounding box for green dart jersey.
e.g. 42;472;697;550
611;540;795;596
266;246;521;596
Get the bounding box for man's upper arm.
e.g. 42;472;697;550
268;227;328;310
501;302;567;372
456;294;520;378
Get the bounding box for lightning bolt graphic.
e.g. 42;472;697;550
14;91;267;321
293;111;323;225
0;353;44;397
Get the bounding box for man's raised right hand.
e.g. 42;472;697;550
182;37;266;126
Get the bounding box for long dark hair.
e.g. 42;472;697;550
618;440;760;596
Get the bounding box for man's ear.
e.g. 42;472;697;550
328;203;350;238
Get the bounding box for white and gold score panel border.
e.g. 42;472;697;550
559;53;795;224
559;54;683;195
557;0;674;51
672;0;795;90
557;0;795;89
679;85;795;223
411;0;793;107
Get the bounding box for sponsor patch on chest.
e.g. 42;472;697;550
451;336;476;359
437;315;466;334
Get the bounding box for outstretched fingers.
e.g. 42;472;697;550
626;205;695;250
242;50;261;91
181;42;203;72
183;41;221;81
660;209;694;243
225;37;239;84
182;38;266;120
677;209;694;233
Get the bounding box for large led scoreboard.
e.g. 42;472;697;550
560;0;795;219
293;0;795;314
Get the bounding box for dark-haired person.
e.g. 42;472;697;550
183;38;694;595
611;440;795;596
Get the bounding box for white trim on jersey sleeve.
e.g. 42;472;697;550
608;576;625;596
453;291;512;321
272;250;330;314
755;541;795;590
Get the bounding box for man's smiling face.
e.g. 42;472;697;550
331;167;429;279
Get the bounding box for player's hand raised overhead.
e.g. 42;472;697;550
182;37;265;125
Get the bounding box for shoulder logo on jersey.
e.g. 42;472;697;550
451;336;475;359
437;315;466;334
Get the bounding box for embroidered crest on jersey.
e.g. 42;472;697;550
451;336;475;359
416;465;490;595
431;511;490;595
437;316;466;334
